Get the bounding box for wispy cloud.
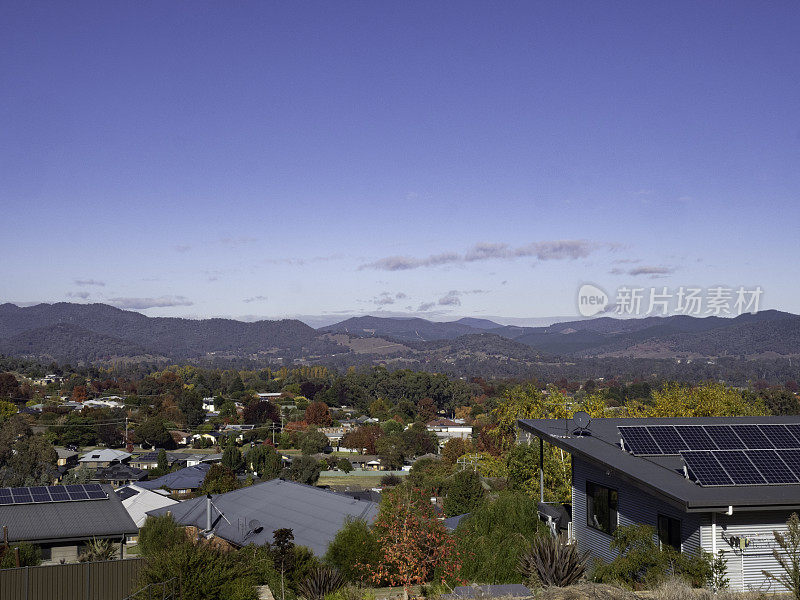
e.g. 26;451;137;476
219;236;258;247
436;289;488;307
107;296;194;309
172;244;192;253
66;291;91;299
74;279;105;287
628;266;675;278
609;265;675;278
243;296;268;303
372;292;407;306
360;240;601;271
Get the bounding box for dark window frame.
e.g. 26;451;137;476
657;514;682;552
586;481;618;535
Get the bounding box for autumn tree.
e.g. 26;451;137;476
367;487;463;595
243;400;280;425
341;424;383;454
627;382;767;418
442;438;473;465
305;402;332;426
416;397;437;423
0;373;21;400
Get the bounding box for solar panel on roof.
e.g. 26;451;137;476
0;484;107;505
681;451;734;486
784;425;800;444
775;449;800;479
675;426;718;450
733;425;773;449
704;425;746;450
619;426;662;455
747;450;798;484
648;426;688;454
714;450;766;485
759;425;800;449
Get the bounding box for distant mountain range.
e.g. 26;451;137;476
1;303;798;367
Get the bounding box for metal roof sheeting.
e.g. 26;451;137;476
147;479;378;556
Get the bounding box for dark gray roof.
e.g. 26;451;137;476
138;463;211;491
443;513;469;530
519;416;800;511
0;484;137;543
443;585;532;599
95;464;147;482
147;478;378;555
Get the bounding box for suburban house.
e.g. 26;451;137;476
348;455;384;471
0;484;137;564
56;448;79;468
427;418;473;445
78;449;132;469
137;463;212;496
224;424;256;443
93;464;147;487
116;484;179;532
170;430;191;446
518;416;800;592
147;478;379;555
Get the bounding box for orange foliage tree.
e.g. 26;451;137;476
364;487;463;594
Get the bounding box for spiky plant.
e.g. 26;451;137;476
518;534;588;587
78;537;118;562
298;566;346;600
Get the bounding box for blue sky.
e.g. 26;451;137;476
2;2;799;325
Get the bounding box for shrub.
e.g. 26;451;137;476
79;537;118;562
764;512;800;599
297;566;346;600
518;534;587;587
454;492;546;584
138;514;187;556
443;470;484;517
138;540;259;600
591;524;710;589
380;473;402;487
0;541;41;568
325;518;379;582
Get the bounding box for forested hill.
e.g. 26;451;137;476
322;311;800;359
1;303;799;368
0;303;330;362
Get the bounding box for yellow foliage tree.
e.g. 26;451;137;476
626;382;767;418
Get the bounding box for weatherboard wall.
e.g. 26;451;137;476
700;510;794;592
571;457;702;563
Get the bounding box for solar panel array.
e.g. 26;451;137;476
618;424;800;487
619;424;800;456
0;484;107;505
682;449;800;486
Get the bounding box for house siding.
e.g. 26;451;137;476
700;510;796;592
572;457;701;564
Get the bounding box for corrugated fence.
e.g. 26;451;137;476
0;558;145;600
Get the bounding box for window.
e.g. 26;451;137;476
658;514;681;551
586;482;618;534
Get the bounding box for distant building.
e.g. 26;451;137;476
0;484;137;564
137;463;212;496
427;419;473;445
79;449;131;469
93;464;147;487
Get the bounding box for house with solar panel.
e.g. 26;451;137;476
0;484;137;563
518;416;800;592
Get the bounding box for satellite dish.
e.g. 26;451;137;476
248;519;263;533
572;411;591;434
